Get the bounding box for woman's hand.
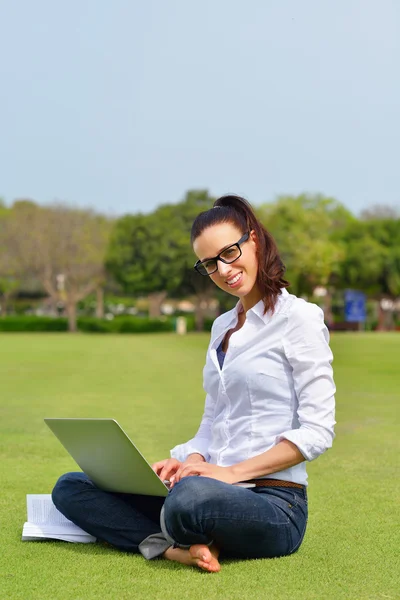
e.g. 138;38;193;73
152;458;182;482
152;454;206;483
170;462;237;488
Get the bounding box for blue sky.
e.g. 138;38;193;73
1;0;399;216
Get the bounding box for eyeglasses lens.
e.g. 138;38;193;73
199;246;241;275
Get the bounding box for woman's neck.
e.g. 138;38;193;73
240;287;263;313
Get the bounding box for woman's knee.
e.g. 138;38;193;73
164;476;219;522
52;471;91;508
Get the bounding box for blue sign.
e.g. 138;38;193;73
344;290;366;322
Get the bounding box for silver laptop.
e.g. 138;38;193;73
44;418;169;497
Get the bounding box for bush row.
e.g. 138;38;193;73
0;315;214;333
0;315;396;333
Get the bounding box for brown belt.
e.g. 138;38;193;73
245;478;305;490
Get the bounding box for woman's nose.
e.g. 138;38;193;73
217;260;232;278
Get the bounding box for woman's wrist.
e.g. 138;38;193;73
186;453;206;463
230;462;253;482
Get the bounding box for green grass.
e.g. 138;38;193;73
0;332;399;600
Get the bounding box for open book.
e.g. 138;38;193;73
22;494;96;543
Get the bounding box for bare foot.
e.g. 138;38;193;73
163;543;221;572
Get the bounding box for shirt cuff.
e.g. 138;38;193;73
170;438;210;463
276;427;334;462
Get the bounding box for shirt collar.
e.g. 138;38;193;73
247;288;289;324
215;288;290;333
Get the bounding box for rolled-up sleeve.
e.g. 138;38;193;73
170;392;215;462
277;301;336;461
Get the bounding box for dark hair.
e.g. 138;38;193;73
191;194;289;314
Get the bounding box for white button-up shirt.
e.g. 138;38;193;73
170;288;336;486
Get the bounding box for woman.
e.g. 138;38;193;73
52;194;335;573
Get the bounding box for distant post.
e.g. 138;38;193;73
176;316;187;335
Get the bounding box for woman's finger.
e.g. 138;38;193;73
159;460;181;482
175;463;204;482
151;462;163;474
152;460;168;475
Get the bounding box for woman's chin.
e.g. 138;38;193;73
226;286;249;298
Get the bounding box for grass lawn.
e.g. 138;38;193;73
0;332;399;600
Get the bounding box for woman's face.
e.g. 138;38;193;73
193;222;261;306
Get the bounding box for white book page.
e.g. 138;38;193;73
26;494;95;539
22;523;95;543
23;523;90;535
27;494;75;525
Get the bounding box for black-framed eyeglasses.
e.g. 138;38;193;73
194;232;250;276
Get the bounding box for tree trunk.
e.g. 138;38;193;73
194;291;213;332
376;299;386;331
0;292;12;317
322;288;334;330
66;301;78;332
96;286;104;319
148;291;167;318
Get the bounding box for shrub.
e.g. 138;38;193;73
76;317;113;333
112;316;174;333
204;317;214;331
0;315;213;333
77;316;175;333
0;316;68;332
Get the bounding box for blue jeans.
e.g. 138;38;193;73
52;472;308;559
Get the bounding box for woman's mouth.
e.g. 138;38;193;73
226;272;243;288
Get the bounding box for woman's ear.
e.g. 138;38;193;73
250;229;258;248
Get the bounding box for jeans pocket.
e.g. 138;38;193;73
288;498;308;554
293;490;308;507
267;493;295;524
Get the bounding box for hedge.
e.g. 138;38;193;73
0;316;68;332
0;315;214;333
78;316;174;334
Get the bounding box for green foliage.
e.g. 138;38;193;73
78;316;175;333
337;217;400;296
106;190;215;298
203;317;214;331
0;315;205;333
335;220;386;294
0;316;68;331
2;190;400;329
258;194;354;295
0;204;24;306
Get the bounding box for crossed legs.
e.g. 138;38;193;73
52;472;307;572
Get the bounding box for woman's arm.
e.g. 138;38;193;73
231;439;304;481
277;301;336;460
171;440;304;485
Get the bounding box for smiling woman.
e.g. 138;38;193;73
51;194;336;574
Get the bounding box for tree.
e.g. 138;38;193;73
337;217;400;329
106;212;167;317
106;190;215;325
257;194;354;326
9;201;112;331
163;190;216;330
337;220;387;294
0;201;24;315
258;194;353;295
